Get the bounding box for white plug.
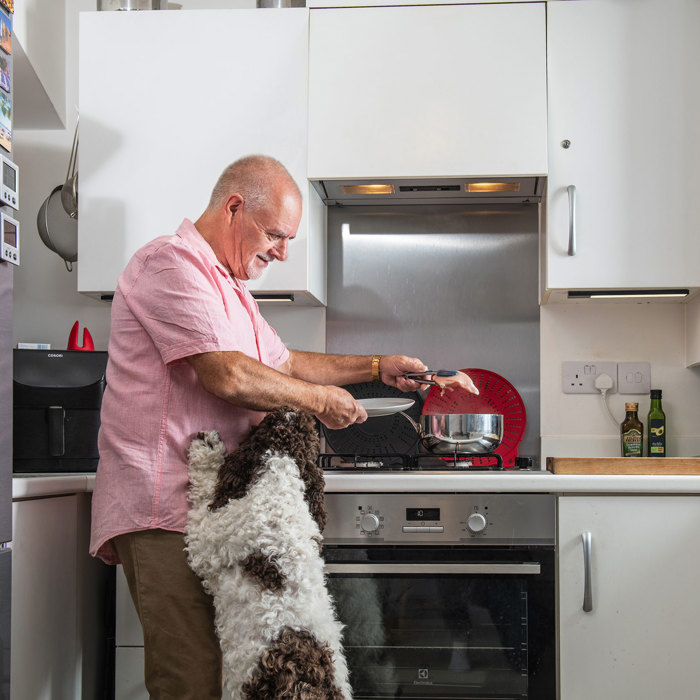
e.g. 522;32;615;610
594;372;614;392
594;372;619;427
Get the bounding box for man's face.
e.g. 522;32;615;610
225;187;301;281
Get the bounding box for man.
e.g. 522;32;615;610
90;154;427;698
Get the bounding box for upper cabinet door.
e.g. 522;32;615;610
308;3;547;180
546;0;700;293
79;10;324;304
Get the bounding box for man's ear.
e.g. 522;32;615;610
224;193;245;221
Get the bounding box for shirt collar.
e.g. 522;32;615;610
175;218;234;279
175;218;248;293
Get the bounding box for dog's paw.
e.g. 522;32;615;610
188;430;226;472
195;430;223;450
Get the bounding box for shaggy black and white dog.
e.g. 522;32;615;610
185;407;352;700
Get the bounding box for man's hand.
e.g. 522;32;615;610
379;355;428;392
315;385;368;430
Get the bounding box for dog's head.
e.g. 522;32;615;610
253;407;320;468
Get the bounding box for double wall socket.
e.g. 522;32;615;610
562;361;618;394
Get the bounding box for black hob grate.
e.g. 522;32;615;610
319;451;508;472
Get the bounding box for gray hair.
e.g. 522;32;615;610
207;155;301;212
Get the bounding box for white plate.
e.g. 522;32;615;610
358;398;415;418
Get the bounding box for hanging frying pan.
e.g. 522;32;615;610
422;368;526;467
322;382;423;456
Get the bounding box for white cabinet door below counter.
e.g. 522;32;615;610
558;496;700;699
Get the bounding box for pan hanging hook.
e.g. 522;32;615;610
61;116;79;219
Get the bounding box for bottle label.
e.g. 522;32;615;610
622;428;643;457
649;419;666;456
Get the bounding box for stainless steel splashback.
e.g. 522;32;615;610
325;203;540;463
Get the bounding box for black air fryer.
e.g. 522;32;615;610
13;349;108;473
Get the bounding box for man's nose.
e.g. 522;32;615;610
271;238;288;261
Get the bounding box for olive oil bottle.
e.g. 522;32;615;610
621;402;643;457
647;389;666;456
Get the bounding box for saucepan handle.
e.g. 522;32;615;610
399;412;440;450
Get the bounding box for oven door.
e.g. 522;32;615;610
324;546;555;699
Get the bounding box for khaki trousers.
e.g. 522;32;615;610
113;529;223;700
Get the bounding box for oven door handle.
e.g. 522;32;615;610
324;563;541;575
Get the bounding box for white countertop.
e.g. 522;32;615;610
12;474;96;500
13;471;700;500
323;471;700;494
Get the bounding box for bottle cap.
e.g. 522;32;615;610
625;402;639;411
650;389;662;399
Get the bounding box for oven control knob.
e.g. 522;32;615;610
361;513;380;533
467;512;487;534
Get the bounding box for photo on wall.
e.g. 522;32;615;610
0;11;10;55
0;55;9;93
0;91;10;152
0;2;13;16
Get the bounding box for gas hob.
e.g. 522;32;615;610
319;452;538;473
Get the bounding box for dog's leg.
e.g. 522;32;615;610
185;430;228;584
187;430;226;507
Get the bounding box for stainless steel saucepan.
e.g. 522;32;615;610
399;412;503;455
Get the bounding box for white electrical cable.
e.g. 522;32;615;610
594;373;619;428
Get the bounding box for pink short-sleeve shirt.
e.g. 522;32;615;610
89;219;289;564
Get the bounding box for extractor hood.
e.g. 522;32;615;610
311;177;544;206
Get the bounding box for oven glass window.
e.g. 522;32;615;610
328;575;528;698
325;546;555;700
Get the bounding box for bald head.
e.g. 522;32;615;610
207;155;301;214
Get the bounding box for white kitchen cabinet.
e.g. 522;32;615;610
686;294;700;367
115;564;148;700
11;492;111;700
79;9;327;305
11;495;79;699
558;496;700;699
545;0;700;295
308;3;547;179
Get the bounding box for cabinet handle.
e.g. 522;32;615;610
581;531;592;612
567;185;577;256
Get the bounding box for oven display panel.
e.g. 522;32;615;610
406;507;440;521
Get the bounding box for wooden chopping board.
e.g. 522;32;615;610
547;457;700;475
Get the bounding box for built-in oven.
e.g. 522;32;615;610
323;493;555;699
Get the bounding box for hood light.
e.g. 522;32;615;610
466;182;521;193
342;184;395;195
568;290;690;299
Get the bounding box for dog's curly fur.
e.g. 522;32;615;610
209;408;327;531
185;407;351;700
240;550;287;592
242;628;347;700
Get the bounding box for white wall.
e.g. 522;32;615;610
541;301;700;459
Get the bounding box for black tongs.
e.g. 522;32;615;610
403;369;459;385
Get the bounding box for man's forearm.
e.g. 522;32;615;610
282;350;376;386
187;351;329;414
